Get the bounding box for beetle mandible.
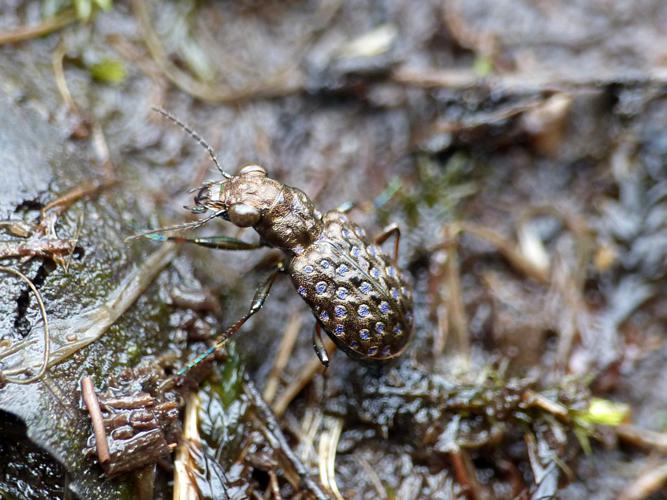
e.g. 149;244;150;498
144;108;413;374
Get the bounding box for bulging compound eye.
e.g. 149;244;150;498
228;203;261;227
239;164;267;176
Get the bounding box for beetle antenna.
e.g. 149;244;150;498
125;209;224;242
151;106;232;179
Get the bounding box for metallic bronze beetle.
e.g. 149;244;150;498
145;109;413;374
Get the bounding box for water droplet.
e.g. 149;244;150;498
358;304;370;317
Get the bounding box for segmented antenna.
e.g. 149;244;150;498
124;209;224;241
151;106;232;179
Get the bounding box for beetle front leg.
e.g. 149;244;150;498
177;263;283;375
147;234;264;251
312;322;330;368
374;223;401;262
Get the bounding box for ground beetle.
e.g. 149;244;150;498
143;109;414;374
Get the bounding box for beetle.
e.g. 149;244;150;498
142;108;413;374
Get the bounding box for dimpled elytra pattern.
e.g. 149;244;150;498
289;211;413;360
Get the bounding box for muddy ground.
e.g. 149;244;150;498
0;1;666;499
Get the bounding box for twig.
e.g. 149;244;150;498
52;39;77;112
243;376;328;500
91;122;117;181
174;393;201;500
263;313;302;403
318;416;344;500
81;376;110;464
0;10;77;45
522;390;571;422
442;225;469;359
268;470;282;500
41;178;115;216
448;446;482;500
619;460;667;500
392;66;667;94
0;239;76;260
616;424;667;453
0;266;51;385
272;339;335;418
456;222;550;284
356;457;387;499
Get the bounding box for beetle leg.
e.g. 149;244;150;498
312;322;330;368
374;223;401;262
177;263;283;375
147;234;263;251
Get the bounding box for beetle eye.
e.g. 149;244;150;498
228;203;260;227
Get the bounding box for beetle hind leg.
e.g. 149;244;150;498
312;322;330;368
177;263;283;375
374;223;401;262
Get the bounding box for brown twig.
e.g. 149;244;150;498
457;222;550;284
0;10;77;45
263;313;303;404
392;65;667;94
81;376;110;464
616;424;667;453
619;460;667;500
41;178;115;216
442;225;470;358
52;39;77;112
522;390;571;423
0;239;76;260
449;446;482;500
318;416;344;500
272;339;335;418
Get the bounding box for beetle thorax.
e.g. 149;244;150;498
207;167;324;254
